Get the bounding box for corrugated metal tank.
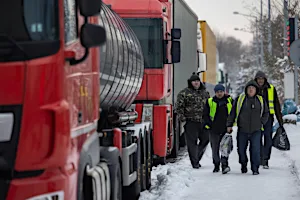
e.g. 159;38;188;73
98;4;144;112
173;0;198;102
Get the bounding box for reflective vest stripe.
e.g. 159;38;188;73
234;94;264;130
268;84;275;114
206;97;232;129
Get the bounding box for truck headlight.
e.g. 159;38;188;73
0;113;14;142
26;191;64;200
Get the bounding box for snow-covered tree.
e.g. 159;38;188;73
240;1;300;102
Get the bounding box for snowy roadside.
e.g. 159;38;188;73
282;123;300;185
139;125;300;200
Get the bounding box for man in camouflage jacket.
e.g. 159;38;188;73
176;73;210;168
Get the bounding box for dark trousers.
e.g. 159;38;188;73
209;132;228;166
260;117;274;161
237;131;261;171
184;121;209;166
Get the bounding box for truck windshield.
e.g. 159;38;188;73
124;18;163;69
0;0;59;61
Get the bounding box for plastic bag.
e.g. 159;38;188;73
282;99;297;115
272;126;290;151
220;133;233;158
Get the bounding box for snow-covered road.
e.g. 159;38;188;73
140;124;300;200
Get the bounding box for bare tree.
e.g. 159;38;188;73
240;0;300;101
215;31;249;94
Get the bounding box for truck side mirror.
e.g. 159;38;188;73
80;24;106;48
171;28;181;39
78;0;102;17
171;41;181;63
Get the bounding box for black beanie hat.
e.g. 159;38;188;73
189;72;200;81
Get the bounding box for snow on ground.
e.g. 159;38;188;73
283;114;298;121
284;123;300;183
140;125;300;200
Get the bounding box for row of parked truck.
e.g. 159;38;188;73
0;0;216;199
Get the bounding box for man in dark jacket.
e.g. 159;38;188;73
254;71;283;169
204;84;233;174
176;72;210;169
227;80;269;175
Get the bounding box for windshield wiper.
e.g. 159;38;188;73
0;34;28;61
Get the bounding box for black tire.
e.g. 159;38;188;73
140;130;147;191
179;121;186;147
145;129;152;190
169;118;179;158
122;135;142;200
109;161;122;200
179;131;186;147
153;156;166;166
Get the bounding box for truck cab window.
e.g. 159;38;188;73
123;18;163;69
23;0;59;41
0;0;60;61
64;0;78;43
0;0;59;41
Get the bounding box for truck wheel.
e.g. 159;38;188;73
145;129;152;190
169;119;179;158
123;135;142;200
109;161;122;200
179;120;186;147
153;156;166;166
140;130;147;191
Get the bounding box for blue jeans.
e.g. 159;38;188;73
237;131;261;171
261;117;274;161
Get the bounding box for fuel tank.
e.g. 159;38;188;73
98;4;144;112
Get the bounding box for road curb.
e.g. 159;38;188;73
281;151;300;186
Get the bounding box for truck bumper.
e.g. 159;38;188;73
5;168;76;200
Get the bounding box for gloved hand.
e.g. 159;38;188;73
227;127;233;134
203;121;211;130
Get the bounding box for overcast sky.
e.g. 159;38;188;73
184;0;265;44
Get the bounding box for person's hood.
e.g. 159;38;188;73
244;79;259;95
254;71;270;88
255;71;267;80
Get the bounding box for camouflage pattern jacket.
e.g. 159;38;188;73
176;87;210;123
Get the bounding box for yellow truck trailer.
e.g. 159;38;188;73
199;20;217;84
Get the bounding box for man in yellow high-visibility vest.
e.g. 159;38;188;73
254;71;283;169
203;84;233;174
227;80;269;175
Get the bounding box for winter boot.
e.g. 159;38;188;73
192;163;200;169
263;160;269;169
252;170;260;175
222;165;231;174
241;164;248;173
213;164;220;173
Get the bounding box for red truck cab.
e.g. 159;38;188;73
104;0;181;164
0;0;105;199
